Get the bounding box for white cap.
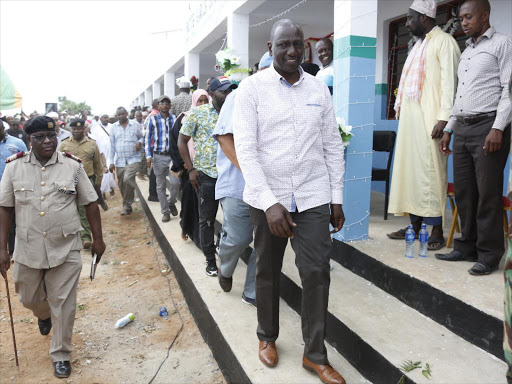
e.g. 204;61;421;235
410;0;437;18
46;111;59;119
178;80;191;88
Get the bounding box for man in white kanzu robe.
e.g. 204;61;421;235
387;0;461;250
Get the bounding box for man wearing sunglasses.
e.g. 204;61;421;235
0;116;105;379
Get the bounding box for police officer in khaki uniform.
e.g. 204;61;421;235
0;116;106;379
59;118;107;249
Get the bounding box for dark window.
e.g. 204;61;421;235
386;0;466;120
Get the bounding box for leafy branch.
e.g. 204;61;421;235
397;360;432;384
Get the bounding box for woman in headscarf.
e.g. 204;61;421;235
170;89;210;246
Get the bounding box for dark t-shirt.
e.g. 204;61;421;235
6;128;29;147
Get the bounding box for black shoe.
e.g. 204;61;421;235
242;293;256;308
148;195;159;202
120;210;131;216
468;262;498;276
218;270;232;292
162;213;171;223
38;317;52;335
100;201;109;211
53;361;71;378
205;260;218;277
170;203;178;217
435;250;477;262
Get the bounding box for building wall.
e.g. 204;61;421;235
372;0;512;195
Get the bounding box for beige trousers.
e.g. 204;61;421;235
13;251;82;362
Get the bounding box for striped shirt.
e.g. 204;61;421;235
446;27;512;131
109;120;143;167
145;112;176;158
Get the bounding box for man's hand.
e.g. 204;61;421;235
103;166;109;174
330;204;345;234
135;142;142;151
432;120;448;139
483;128;503;155
0;248;9;279
440;132;452;155
91;239;106;263
189;169;200;191
109;164;116;173
146;158;152;169
265;203;296;238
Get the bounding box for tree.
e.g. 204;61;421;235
58;96;92;115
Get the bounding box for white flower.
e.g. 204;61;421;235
336;117;345;126
231;56;240;64
343;123;353;134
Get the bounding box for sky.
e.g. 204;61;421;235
0;0;188;115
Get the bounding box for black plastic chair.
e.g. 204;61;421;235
372;131;397;220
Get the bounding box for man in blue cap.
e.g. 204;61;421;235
178;76;237;277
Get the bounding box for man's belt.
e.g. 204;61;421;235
456;111;496;126
153;151;170;156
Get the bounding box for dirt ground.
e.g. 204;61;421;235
0;190;226;384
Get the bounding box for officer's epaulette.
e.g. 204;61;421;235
63;152;82;163
61;137;70;141
5;151;27;164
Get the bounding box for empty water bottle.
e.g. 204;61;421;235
419;224;429;258
159;307;169;320
405;225;415;258
115;313;135;328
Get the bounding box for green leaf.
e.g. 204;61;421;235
399;360;422;373
397;375;406;384
422;363;432;380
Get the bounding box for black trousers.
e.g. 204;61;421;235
453;117;511;267
149;168;158;198
250;204;331;365
196;172;219;262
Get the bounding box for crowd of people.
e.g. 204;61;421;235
0;0;512;382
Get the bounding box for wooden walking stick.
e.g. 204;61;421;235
4;276;19;366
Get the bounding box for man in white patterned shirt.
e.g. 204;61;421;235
437;0;512;276
233;19;346;384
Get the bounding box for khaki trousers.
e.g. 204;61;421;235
13;251;82;362
116;162;140;210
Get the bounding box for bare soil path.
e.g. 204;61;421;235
0;191;226;384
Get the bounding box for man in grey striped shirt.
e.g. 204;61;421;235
437;0;512;275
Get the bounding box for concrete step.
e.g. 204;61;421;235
280;244;507;383
136;180;369;384
335;192;504;360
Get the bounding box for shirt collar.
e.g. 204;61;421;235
466;26;496;47
28;150;60;166
70;136;87;144
321;61;333;70
426;25;441;40
269;62;306;88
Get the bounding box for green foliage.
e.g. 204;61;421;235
399;360;422;372
422;363;432;380
397;360;433;383
58;96;92;115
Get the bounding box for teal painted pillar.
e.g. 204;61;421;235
333;0;378;242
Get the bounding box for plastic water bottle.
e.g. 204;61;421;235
115;313;135;328
418;224;429;258
159;307;169;320
405;225;415;258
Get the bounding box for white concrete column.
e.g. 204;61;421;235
138;94;144;107
164;71;176;97
227;13;249;69
144;87;153;107
152;81;162;99
185;52;200;80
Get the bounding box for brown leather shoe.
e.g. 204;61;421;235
303;356;346;384
259;341;278;368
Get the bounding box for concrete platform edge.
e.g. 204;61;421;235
331;240;504;361
137;185;251;384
